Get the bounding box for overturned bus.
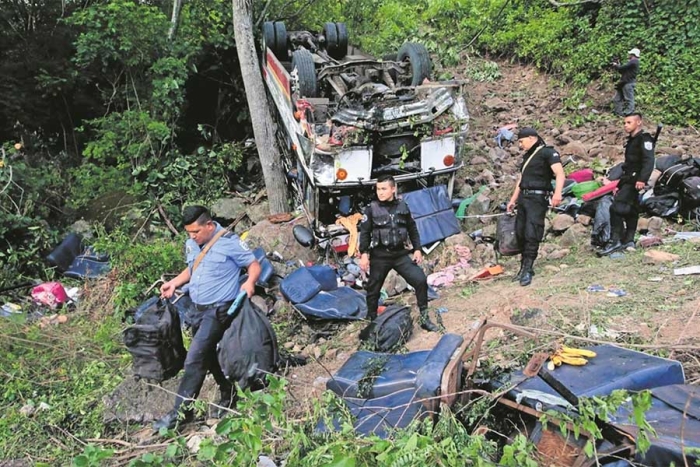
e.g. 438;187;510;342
261;21;469;248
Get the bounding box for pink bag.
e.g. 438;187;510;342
568;168;594;183
31;282;69;308
582;180;619;202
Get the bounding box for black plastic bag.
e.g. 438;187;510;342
591;195;614;247
496;213;520;256
217;297;279;390
641;193;680;218
123;298;186;382
359;305;413;352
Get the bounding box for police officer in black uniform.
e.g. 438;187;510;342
359;175;438;332
598;113;655;256
507;128;565;286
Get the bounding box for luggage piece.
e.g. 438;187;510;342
217;297;279;390
641;193;680;218
607;162;624;181
359;304;413;352
123;298;186;382
568;168;594;183
496;214;520;256
655;154;682;173
654;160;700;196
681;176;700;208
45;233;83;272
571;180;602;198
582;180;619;202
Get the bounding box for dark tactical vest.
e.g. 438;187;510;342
370;200;410;250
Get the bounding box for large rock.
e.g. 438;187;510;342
475;169;496;186
470;156;489;166
467;193;491;217
559;223;588;248
246;200;270;225
488;147;509;163
600;145;621;161
576;214;592;226
483;98;508;112
647;216;665;236
547;248;570;260
472;243;496;266
551;214;575;232
457;183;474;199
384;269;409;296
212;197;247;220
103;376;215;423
560;141;589;159
245;220;317;266
656;146;684;157
643;250;680;263
444;232;476;250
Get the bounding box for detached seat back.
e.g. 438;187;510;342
46;233;111;280
402;185;461;247
322;333;465;437
280;265;367;320
238;247;275;288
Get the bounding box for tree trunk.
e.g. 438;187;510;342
168;0;182;41
232;0;290;214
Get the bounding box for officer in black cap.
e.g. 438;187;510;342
506;127;565;286
597;112;655;256
359;174;438;332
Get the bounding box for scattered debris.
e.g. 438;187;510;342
673;265;700;276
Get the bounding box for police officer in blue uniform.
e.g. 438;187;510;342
507;128;565;286
359;175;438;332
598;113;655;256
153;205;261;431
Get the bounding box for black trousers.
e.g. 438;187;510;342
609;182;640;244
173;304;232;411
515;193;549;261
365;249;428;320
610;200;639;244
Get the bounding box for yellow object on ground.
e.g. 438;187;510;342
335;213;363;257
548;345;596;369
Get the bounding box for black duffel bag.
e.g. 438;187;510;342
641;193;680;218
123;298;186;382
654;159;700;196
217;297;279;390
359;304;413;352
681;176;700;209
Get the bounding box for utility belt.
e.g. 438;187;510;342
194;300;234;312
521;189;552;196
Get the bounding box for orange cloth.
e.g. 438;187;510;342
335;213;364;257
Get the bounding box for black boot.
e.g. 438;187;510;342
512;261;524;282
419;308;439;332
597;240;623;257
212;385;236;419
519;259;535;287
153;408;193;432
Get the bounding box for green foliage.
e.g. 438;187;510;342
0;145;66;283
92;228;182;313
72;444;114;467
540;389;656;459
0;315;125;461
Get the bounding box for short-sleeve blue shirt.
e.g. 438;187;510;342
184;223;255;305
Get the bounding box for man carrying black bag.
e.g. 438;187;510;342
153;205;261;432
506;128;565;286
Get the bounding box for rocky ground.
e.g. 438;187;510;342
107;59;700;448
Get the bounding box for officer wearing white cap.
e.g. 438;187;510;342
612;48;640;116
506;128;565;286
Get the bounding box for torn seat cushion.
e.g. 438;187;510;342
489;344;685;413
294;287;367;320
280;265;365;320
323;333;464;436
611;384;700;466
402;185;461;247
